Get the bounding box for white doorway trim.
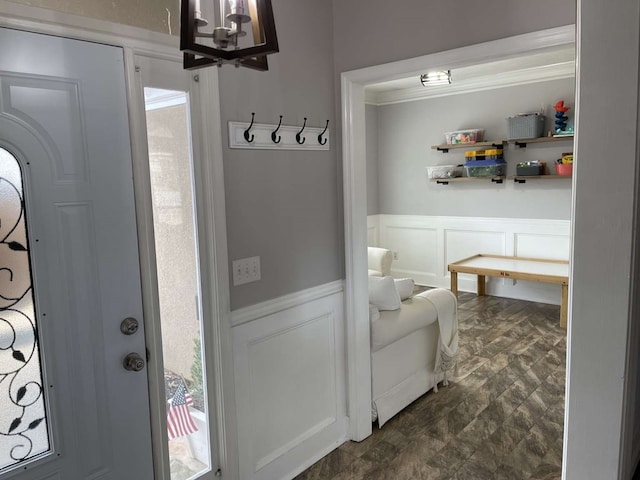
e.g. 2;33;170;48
0;4;236;479
340;25;575;442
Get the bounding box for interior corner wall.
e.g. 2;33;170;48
6;0;177;34
376;78;575;218
332;0;576;74
219;0;341;310
365;104;379;215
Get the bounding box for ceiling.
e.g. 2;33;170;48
364;45;576;106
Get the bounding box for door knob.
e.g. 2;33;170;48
123;353;145;372
120;317;139;335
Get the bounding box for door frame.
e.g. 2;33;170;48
0;4;237;479
340;25;575;441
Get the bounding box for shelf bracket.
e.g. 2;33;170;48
514;178;526;184
515;141;527;148
436;147;450;153
436;180;449;185
491;177;504;184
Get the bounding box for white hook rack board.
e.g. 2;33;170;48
228;121;330;151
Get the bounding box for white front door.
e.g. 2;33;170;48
0;28;154;479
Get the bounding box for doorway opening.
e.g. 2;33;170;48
340;25;575;478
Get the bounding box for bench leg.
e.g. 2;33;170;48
477;275;486;296
450;271;458;297
560;283;568;329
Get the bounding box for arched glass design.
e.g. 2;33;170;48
0;148;50;472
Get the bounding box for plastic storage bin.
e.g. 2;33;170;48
507;114;545;140
464;159;507;177
484;148;504;160
444;129;484;145
466;148;503;161
516;161;545;176
556;163;573;176
427;165;464;179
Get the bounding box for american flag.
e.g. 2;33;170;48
167;381;198;440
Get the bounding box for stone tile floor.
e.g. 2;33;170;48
295;292;566;480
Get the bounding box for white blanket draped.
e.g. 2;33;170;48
423;289;459;392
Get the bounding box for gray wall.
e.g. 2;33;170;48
375;78;575;219
332;0;576;73
365;104;379;215
219;0;341;310
221;0;576;309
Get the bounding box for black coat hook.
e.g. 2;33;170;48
271;115;283;144
296;117;307;145
318;120;329;145
244;112;255;143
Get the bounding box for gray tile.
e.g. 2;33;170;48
359;440;400;465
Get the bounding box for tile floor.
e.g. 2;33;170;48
295;292;566;480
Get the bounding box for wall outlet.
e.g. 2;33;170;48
232;256;261;286
393;251;399;260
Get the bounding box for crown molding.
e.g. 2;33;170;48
365;61;575;106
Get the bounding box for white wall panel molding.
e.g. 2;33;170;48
376;214;570;305
230;279;344;327
232;285;347;479
367;215;380;246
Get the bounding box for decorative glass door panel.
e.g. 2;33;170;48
0;149;50;473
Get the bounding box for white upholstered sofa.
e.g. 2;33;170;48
368;247;458;426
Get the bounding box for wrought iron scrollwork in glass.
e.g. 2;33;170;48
0;149;50;472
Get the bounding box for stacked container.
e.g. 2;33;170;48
463;148;506;177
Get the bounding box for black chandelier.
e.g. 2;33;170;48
180;0;279;71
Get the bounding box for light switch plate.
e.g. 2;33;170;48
232;256;261;286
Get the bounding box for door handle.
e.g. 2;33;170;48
123;352;145;372
120;317;139;335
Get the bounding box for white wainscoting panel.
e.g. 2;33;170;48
367;214;380;247
444;229;507;266
371;215;571;305
386;224;438;282
514;233;570;260
232;284;347;480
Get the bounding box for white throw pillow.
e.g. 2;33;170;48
394;278;415;300
368;276;401;311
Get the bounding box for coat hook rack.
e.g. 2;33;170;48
244;112;255;143
296;117;307;145
271;115;283;144
318;120;329;145
228;116;329;151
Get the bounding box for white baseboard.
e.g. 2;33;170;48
371;214;571;305
232;282;347;480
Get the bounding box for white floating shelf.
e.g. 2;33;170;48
228;120;330;151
